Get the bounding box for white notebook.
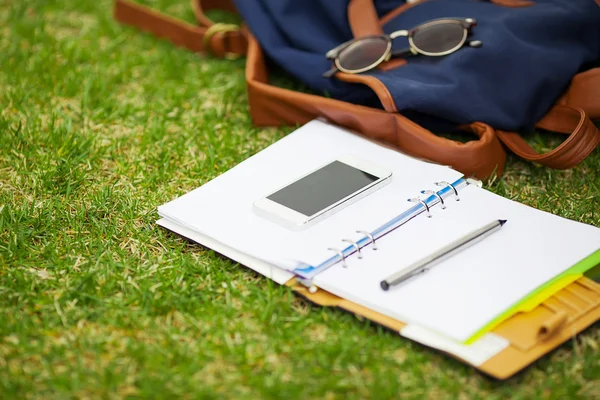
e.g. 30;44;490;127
157;120;600;344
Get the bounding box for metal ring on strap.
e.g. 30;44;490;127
435;181;460;201
356;230;377;251
203;23;242;60
421;189;446;209
408;197;432;218
328;247;347;268
342;239;362;259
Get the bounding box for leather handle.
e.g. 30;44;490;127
113;0;246;57
113;0;599;174
347;0;383;37
490;0;534;7
558;67;600;120
114;0;205;52
497;105;600;169
191;0;239;28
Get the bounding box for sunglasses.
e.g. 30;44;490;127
324;18;481;78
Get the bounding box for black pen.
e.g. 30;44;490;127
380;219;507;291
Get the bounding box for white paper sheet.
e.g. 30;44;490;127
157;218;295;285
400;326;509;366
158;120;461;270
313;184;600;342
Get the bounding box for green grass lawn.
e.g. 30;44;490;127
1;0;599;398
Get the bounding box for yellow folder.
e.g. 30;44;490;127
289;267;600;380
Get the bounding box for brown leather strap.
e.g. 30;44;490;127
191;0;238;28
244;33;507;178
336;72;398;112
342;0;506;176
348;0;599;170
114;0;598;175
558;67;600;120
497;105;600;169
380;0;428;24
113;0;247;58
489;0;534;7
347;0;383;37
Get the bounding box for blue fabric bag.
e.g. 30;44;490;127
114;0;600;177
235;0;600;130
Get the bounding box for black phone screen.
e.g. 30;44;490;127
267;161;378;216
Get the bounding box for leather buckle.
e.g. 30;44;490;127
203;23;242;60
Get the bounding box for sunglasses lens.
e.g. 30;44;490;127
411;23;466;55
338;37;389;71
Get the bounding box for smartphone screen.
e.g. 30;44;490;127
267;160;378;216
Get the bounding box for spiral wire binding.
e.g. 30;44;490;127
327;247;347;268
421;189;446;209
325;181;463;269
408;197;432;218
356;230;378;250
435;181;460;201
303;178;474;283
342;239;362;259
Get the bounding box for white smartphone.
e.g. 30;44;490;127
253;155;392;230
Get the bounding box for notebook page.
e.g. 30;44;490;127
158;120;462;270
157;218;295;285
313;184;600;342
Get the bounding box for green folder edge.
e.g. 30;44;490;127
465;248;600;345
